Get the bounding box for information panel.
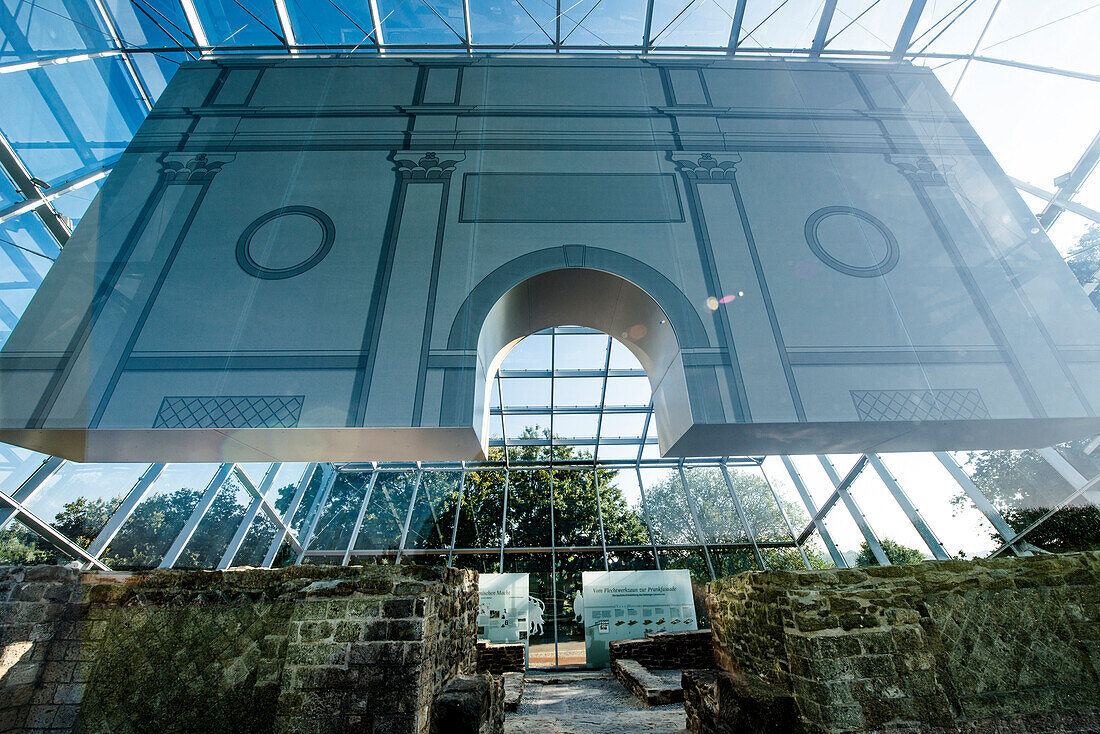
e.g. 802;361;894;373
477;573;530;645
580;570;697;668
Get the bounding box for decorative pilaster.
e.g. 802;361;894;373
158;152;236;183
671;152;741;180
886;154;956;187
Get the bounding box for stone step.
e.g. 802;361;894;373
611;659;684;706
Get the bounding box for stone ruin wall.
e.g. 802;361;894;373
0;564;478;734
706;551;1100;733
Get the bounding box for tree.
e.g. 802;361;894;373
1066;225;1100;314
855;538;925;567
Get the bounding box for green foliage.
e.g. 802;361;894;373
1001;506;1100;552
0;522;53;565
855;537;925;567
1067;225;1100;313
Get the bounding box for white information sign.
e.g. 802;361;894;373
477;573;530;645
580;570;696;668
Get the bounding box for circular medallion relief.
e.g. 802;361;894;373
236;206;335;280
804;206;899;278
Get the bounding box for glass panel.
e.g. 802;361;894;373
607;546;655;571
550;413;598;441
467;0;556;46
822;501;873;568
50;179;104;227
560;0;646;46
285;0;376;46
843;458;933;563
378;0;466;45
501;333;551;369
554;331;608;370
505;469;552;548
0;212;57;348
0;445;50;494
650;0;733;48
177;473;253;569
598;469;650;547
553;377;603;408
603;376;649;406
453;470;505;550
21;462;148;549
354;470;418;551
0;57;146;186
502;551;552;664
105;0;195;48
500;376;550;407
554;549;604;666
728;465;788;542
826;0;902;52
736;0;820;49
711;548;756;577
102;463;222;568
0;518;64;565
597;412;646;438
656;549;710;585
0;169;18;208
607;338;640;370
944;446;1096;556
552;468;603;549
404;470;463;550
638;467;697;545
0;0;112;62
192;0;285;46
681;466;747;544
307;471;368;551
878;452;999;560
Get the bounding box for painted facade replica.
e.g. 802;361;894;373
1;57;1098;461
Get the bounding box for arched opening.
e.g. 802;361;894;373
472;268;693;457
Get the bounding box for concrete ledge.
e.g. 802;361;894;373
612;658;684;706
503;671;524;712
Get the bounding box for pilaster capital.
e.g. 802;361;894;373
158;152;236;183
671;152;742;180
393;151;466;180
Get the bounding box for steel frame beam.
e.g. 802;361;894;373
781;456;847;567
0;487;110;570
0;456;64;529
1038;130;1100;229
218;463;282;569
759;462;811;569
1038;447;1100;507
297;464;339;563
344;468;379;566
719;462;764;570
262;462;319;567
677;463;716;580
933;451;1030;556
83;462;164;565
1010;177;1100;226
891;0;927;60
818;455;889;565
0;131;71;245
395;469;424;563
867;454;949;560
726;0;747;52
159;463;233;568
231;463;302;553
810;0;838;58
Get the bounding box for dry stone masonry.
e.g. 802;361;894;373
703;551;1100;733
0;564;501;734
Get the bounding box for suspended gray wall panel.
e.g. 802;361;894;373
1;57;1098;461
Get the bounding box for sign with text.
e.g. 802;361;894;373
477;573;530;645
580;569;696;668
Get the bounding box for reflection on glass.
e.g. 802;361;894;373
354;471;418;551
404;471;462;550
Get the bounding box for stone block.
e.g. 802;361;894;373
430;673;504;734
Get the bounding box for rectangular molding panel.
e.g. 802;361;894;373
1;57;1099;461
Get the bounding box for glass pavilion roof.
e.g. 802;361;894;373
0;1;1099;577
